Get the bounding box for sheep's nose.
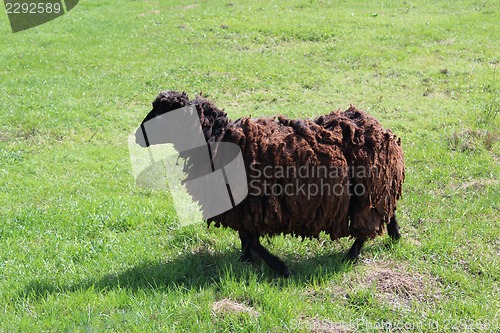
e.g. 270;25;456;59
135;124;150;147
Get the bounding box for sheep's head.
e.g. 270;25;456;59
135;91;191;147
135;91;230;147
132;91;248;221
145;91;189;122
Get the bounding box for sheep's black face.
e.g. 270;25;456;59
135;91;190;147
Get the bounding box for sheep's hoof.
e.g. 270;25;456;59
390;233;401;241
345;238;365;263
387;216;401;240
274;261;291;278
344;253;360;264
240;253;253;263
387;225;401;241
280;266;292;278
388;227;401;241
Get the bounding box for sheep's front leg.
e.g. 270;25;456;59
249;236;291;277
239;232;253;262
346;238;365;261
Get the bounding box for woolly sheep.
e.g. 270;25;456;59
135;91;405;277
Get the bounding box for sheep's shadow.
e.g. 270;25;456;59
20;248;357;301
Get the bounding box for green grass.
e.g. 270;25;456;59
1;0;499;331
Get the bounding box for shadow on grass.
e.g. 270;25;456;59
20;248;358;301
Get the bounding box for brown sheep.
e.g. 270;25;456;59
135;91;405;277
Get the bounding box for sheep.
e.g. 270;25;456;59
135;91;405;277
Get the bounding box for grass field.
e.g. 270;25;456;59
1;0;499;331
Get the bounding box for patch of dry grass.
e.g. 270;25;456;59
212;298;260;317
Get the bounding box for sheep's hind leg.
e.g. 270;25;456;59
346;238;365;261
250;236;291;277
387;215;401;240
239;233;253;262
